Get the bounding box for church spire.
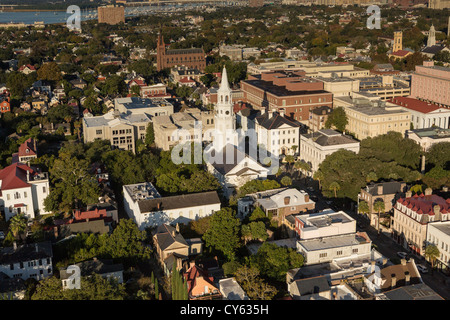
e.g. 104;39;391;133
219;66;231;93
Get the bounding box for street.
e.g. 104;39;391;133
289;171;450;300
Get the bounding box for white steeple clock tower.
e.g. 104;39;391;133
213;66;236;151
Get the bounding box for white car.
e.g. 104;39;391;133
417;264;428;273
397;252;408;259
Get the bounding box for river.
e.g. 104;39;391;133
0;4;206;25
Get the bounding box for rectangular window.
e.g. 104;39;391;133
319;253;327;258
96;130;102;135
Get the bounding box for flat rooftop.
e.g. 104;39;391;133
410;128;450;139
123;182;161;202
243;79;329;97
298;233;370;252
348;105;408;116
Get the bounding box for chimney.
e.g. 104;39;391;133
157;202;161;210
176;223;180;233
391;274;397;288
433;205;441;216
304;194;309;202
279;108;285;117
382;258;388;266
405;271;410;285
405;190;412;198
377;185;383;195
401;259;406;266
284;196;291;205
424;187;432;197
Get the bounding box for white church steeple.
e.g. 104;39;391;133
427;24;436;47
213;66;236;151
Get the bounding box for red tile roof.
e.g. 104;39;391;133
73;208;107;221
17;138;37;157
388;97;441;114
397;194;450;216
391;50;412;57
0;163;35;191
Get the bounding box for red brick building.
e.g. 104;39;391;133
241;71;333;123
156;33;206;72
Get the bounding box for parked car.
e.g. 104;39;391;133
396;252;408;259
417;264;428;273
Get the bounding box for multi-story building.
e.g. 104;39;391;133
114;97;174;118
410;61;450;107
12;138;37;164
391;188;450;256
426;221;450;274
344;100;411;140
82;110;151;154
308;105;332;132
296;214;372;265
315;76;360;97
0;242;53;281
241;71;333;124
170;66;204;85
358;181;407;228
123;182;221;230
140;83;171;99
219;44;244;61
299;129;360;173
156;32;206;71
406;128;450;152
97;5;125;25
294;209;356;240
255;109;304;157
153;109;215;151
388;97;450;130
237;187;315;221
358;75;411;100
0;163;50;221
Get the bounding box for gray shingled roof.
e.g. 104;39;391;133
138;191;220;213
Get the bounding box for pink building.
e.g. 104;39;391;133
411;61;450;108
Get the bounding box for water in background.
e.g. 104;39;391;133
0;4;201;25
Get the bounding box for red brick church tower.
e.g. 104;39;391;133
156;31;206;72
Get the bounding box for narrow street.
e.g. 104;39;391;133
289;170;450;300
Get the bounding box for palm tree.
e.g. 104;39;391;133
358;200;370;219
9;214;27;239
424;244;440;274
329;181;340;198
313;170;324;190
373;199;385;235
285;155;295;173
291;145;298;155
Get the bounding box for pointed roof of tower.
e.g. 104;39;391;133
219;66;231;93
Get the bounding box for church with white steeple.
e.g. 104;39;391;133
213;66;237;151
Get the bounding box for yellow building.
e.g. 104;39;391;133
345;100;411;140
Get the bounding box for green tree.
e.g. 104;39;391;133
37;62;62;82
366;172;378;183
424;244;440;272
329;181;341;198
373;199;385;235
234;265;277;300
203;207;241;261
44;157;100;213
9;213;27;239
31;275;126;300
358;200;370;219
280;176;292;186
313;170;324;190
145;123;155;147
426;142;450;170
325;107;348;132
